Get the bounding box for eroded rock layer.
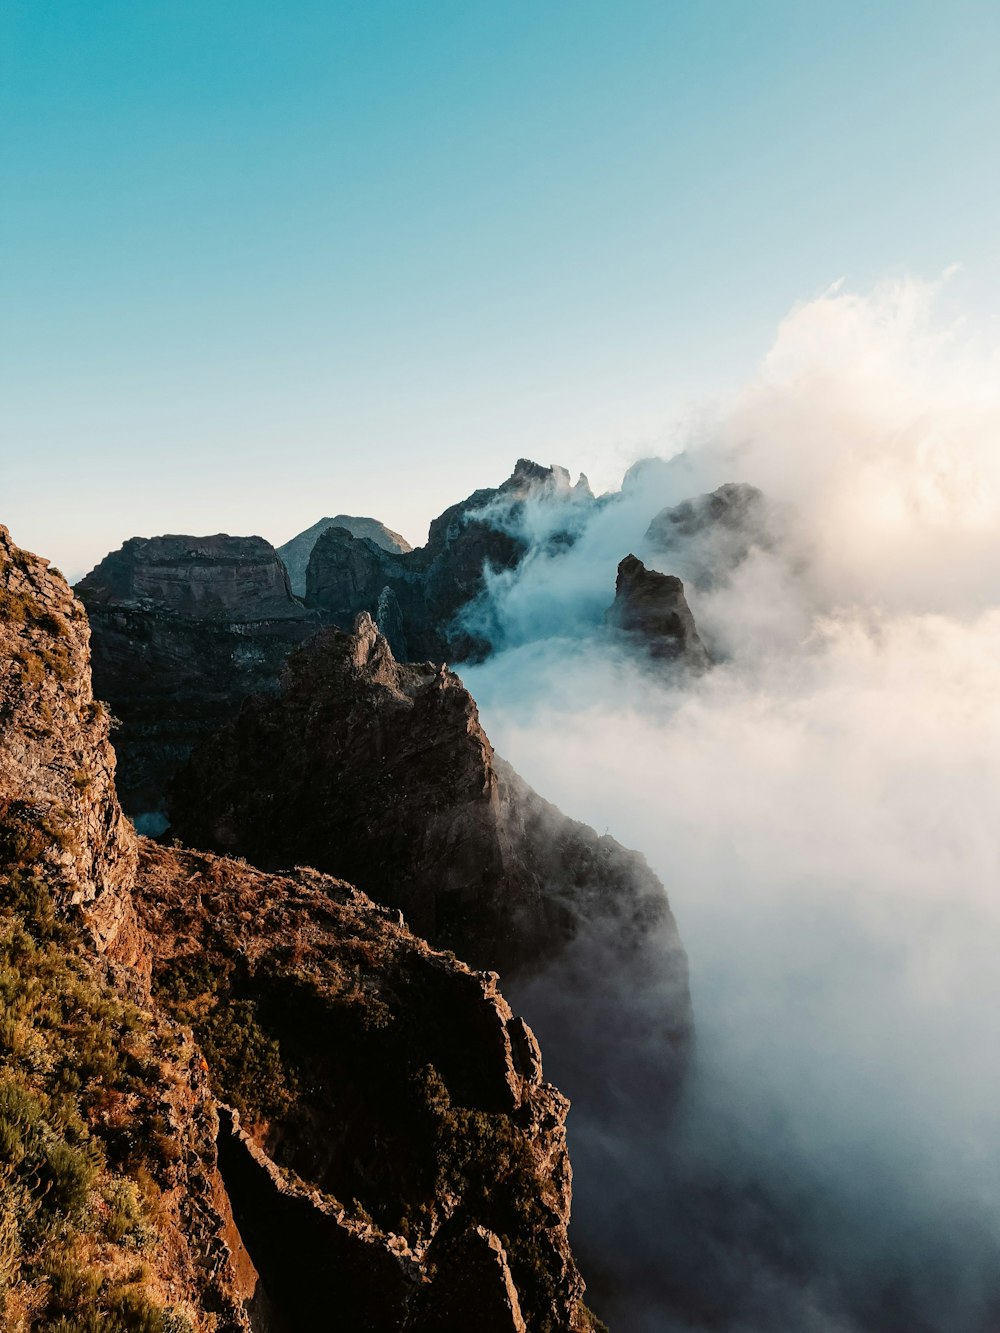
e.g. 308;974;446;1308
76;534;321;816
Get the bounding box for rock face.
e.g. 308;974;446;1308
305;459;596;662
76;534;321;816
278;515;413;596
0;524;138;954
169;613;683;989
136;842;593;1333
1;524;597;1332
77;464;594;813
606;554;710;667
168;613;693;1321
0;525;266;1329
644;482;774;589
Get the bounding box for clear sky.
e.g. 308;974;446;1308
2;0;999;578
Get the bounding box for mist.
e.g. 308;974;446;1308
460;274;1000;1330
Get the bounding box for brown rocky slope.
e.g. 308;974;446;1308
167;612;693;1313
1;525;599;1332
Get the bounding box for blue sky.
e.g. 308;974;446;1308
2;0;999;576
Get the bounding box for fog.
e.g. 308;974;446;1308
461;275;1000;1330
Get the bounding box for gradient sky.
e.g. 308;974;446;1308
2;0;999;578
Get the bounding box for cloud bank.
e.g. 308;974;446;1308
461;273;1000;1331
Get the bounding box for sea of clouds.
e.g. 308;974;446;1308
461;273;1000;1331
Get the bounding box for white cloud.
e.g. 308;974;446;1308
461;273;1000;1330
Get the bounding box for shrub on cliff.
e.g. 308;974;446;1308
0;874;191;1330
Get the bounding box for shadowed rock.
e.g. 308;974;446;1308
645;482;775;589
606;554;710;667
76;534;321;815
2;523;597;1332
305;459;596;663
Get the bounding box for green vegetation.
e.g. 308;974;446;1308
0;872;189;1330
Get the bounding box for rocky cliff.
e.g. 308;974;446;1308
0;524;138;955
1;526;599;1332
277;515;412;596
168;612;684;992
135;842;593;1332
305;459;596;662
76;535;321;818
606;555;710;667
168;612;693;1319
1;525;264;1329
77;463;594;815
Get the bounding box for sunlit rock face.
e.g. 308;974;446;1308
2;523;597;1332
0;523;138;955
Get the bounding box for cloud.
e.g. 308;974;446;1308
460;273;1000;1330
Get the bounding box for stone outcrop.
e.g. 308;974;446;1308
0;525;265;1329
644;481;774;589
305;459;596;662
1;525;599;1332
0;524;138;955
76;534;321;816
136;842;594;1332
606;554;710;667
277;515;413;596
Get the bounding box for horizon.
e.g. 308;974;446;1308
4;1;1000;577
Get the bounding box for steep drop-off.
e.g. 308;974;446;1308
1;525;600;1332
168;613;686;998
168;612;693;1317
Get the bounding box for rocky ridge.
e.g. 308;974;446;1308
1;526;599;1332
305;459;596;663
167;611;693;1317
168;612;685;990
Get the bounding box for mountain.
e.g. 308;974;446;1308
277;516;413;597
644;481;776;589
75;462;598;817
1;524;600;1332
167;610;693;1317
305;459;596;662
76;534;321;818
